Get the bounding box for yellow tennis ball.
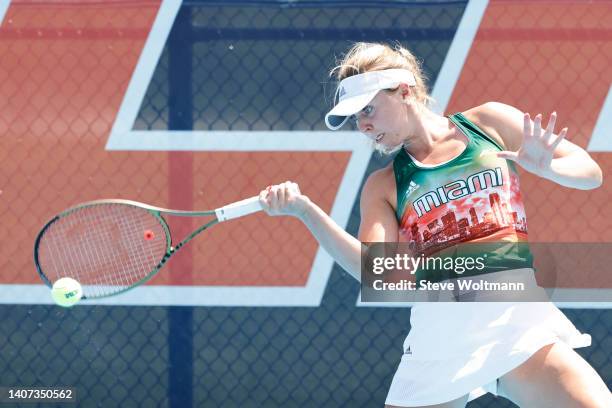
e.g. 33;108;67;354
51;277;83;307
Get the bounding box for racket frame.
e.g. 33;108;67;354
34;199;221;299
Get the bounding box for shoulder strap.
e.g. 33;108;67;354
393;148;417;219
448;112;504;151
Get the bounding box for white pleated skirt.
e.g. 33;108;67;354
385;269;591;407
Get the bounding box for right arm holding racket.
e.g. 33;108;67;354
259;174;399;283
34;176;393;300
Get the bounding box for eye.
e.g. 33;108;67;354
362;105;374;116
351;105;374;124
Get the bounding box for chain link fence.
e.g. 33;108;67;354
0;0;610;407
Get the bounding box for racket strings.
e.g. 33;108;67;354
37;204;169;298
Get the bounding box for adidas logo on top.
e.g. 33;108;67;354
406;180;420;196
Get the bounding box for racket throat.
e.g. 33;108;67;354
156;218;217;269
156;247;176;268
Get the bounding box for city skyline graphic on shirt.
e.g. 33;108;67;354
399;164;528;256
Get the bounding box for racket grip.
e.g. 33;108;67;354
215;196;263;222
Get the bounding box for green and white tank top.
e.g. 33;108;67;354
394;112;533;283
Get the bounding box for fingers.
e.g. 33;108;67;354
526;111;566;145
278;184;286;205
544;111;557;144
258;181;301;215
525;112;548;140
523;113;533;139
533;113;542;139
268;185;283;212
538;112;557;146
258;187;272;210
549;127;567;151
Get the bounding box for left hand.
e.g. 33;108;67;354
495;112;567;176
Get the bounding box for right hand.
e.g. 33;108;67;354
259;181;310;218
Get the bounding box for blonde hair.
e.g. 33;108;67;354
332;42;432;106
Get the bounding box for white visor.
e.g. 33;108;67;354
325;69;416;130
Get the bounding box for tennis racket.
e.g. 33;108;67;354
34;197;262;299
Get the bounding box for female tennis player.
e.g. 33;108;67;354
259;42;611;407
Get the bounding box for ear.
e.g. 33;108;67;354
398;83;412;99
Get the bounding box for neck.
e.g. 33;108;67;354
402;107;456;157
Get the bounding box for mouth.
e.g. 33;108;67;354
375;133;384;143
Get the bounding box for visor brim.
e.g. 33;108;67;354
324;90;379;130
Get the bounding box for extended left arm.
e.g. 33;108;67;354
473;102;603;190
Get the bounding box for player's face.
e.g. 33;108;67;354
353;87;413;148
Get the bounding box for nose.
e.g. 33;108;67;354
357;119;373;134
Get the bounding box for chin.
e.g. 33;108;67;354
375;142;404;155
